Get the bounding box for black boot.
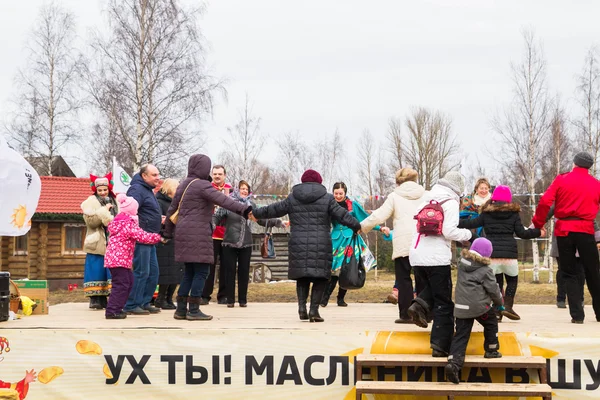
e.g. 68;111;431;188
502;296;520;320
187;296;213;321
320;278;337;307
407;299;429;328
155;285;170;309
164;284;177;310
174;296;188;320
445;363;460;384
337;288;348;307
89;296;102;310
99;296;108;309
309;281;326;323
296;281;310;320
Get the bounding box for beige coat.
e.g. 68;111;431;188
361;181;426;259
81;195;115;255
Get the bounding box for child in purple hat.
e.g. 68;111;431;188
445;238;505;384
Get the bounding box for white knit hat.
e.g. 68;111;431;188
438;171;465;195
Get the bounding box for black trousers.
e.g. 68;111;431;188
448;309;499;368
413;265;455;353
555;257;585;303
202;239;227;302
395;257;423;319
556;232;600;321
222;246;252;305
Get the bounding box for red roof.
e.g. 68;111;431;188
36;176;92;214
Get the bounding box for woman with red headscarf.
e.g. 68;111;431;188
80;174;119;309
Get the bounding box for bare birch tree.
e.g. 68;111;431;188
315;129;344;189
492;29;552;283
387;117;403;172
403;107;459;190
7;2;84;175
276;132;314;192
357;129;376;208
541;101;570;282
575;46;600;177
219;94;268;191
87;0;224;176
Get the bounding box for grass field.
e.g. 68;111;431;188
50;265;591;306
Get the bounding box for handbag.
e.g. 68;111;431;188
169;179;199;224
339;234;366;290
261;227;276;258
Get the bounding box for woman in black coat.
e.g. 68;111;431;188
155;178;184;310
458;185;542;321
252;169;361;322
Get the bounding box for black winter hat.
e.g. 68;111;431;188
574;152;594;169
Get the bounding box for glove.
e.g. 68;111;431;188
495;305;505;312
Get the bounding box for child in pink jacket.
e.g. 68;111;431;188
105;194;162;319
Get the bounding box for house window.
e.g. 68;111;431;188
62;224;86;254
252;236;262;252
14;234;28;256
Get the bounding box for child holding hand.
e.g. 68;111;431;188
104;194;163;319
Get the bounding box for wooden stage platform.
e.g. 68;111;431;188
7;302;600;334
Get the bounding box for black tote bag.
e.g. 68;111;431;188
339;234;366;290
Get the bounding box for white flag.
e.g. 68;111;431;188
0;134;41;236
112;157;132;195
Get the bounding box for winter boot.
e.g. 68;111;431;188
174;296;188;320
502;296;520;320
407;300;429;328
337;288;348;307
296;281;310;320
165;284;177;309
155;285;169;309
89;296;103;310
309;282;326;323
320;278;336;307
444;363;460;384
187;297;213;321
484;351;502;359
99;296;108;309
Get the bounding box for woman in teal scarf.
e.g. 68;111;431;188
321;182;390;307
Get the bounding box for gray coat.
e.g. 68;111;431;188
454;249;503;319
163;154;251;264
213;192;284;248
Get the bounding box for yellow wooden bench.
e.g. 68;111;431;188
355;354;551;399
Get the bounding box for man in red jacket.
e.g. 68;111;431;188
532;152;600;323
201;164;232;305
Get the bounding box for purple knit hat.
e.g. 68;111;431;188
469;238;493;258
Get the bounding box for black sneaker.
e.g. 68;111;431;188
571;319;584;324
105;312;127;319
217;298;228;305
432;349;448;358
199;298;209;305
484;351;502;358
126;306;150;315
556;300;566;309
444;363;460;384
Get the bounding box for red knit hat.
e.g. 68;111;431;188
301;169;323;184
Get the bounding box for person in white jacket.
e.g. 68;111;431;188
361;168;426;323
407;171;472;358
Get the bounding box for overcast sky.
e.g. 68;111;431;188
1;0;599;185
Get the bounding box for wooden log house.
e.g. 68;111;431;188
0;176;91;289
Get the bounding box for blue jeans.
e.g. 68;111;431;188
125;244;159;311
178;263;210;298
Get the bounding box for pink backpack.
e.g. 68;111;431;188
414;199;450;248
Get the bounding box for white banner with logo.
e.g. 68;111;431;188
0;135;41;236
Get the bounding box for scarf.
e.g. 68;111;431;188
96;194;118;217
473;193;491;207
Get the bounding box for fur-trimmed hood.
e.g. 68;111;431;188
481;201;521;213
460;248;491;270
